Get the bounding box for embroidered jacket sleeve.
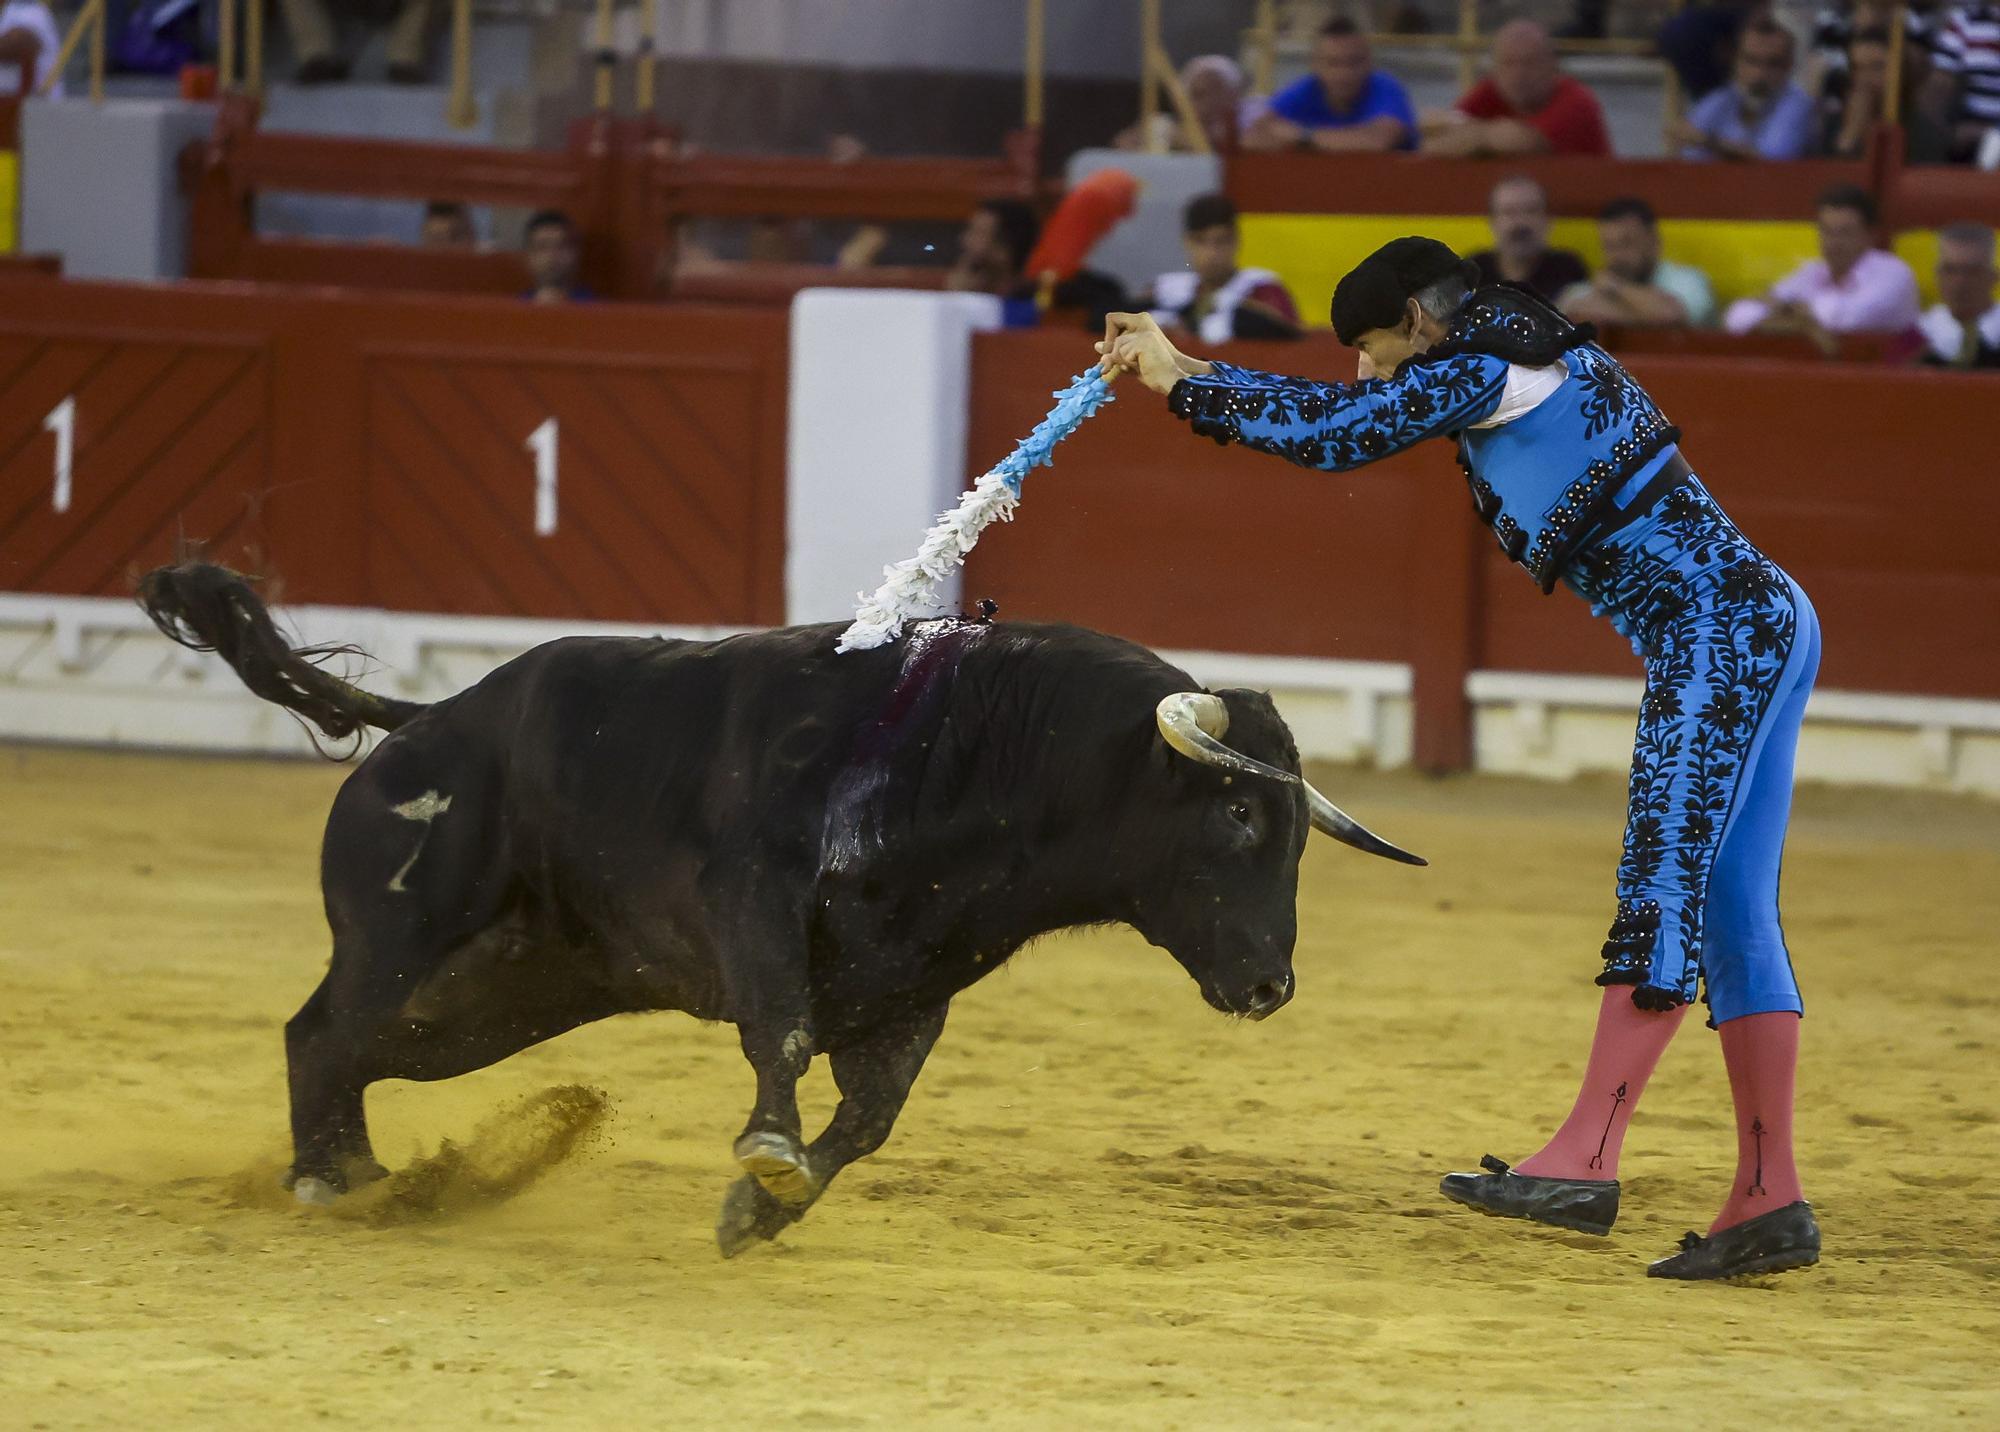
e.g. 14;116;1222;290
1165;355;1510;472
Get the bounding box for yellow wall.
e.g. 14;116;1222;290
1240;213;1950;326
0;151;17;254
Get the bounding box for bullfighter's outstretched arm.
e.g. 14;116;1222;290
1096;311;1508;474
1163;357;1508;472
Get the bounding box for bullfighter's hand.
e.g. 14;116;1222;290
1097;312;1206;396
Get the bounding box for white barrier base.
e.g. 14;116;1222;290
1468;670;2000;798
3;594;1995;797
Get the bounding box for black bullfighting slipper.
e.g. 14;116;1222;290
1438;1154;1620;1236
1647;1201;1820;1280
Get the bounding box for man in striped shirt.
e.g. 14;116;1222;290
1927;1;2000;160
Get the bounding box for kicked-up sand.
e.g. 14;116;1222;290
1;744;1995;1430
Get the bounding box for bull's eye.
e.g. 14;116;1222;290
1227;800;1253;827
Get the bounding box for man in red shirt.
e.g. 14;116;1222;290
1425;19;1613;156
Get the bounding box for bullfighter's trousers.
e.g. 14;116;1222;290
1564;464;1822;1026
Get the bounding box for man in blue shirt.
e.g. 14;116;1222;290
1244;18;1418;152
1674;16;1818;160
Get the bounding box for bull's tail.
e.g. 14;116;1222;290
136;561;427;749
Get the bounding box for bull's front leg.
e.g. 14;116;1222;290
713;869;823;1231
717;1004;947;1258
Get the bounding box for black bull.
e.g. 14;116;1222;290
138;562;1422;1255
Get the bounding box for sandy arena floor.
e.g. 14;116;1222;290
2;744;1996;1430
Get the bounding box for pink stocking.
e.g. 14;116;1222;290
1514;987;1689;1181
1709;1011;1804;1232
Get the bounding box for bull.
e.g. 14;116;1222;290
137;562;1422;1255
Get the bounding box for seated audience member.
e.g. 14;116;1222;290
1142;194;1303;342
277;0;438;83
1922;0;2000;160
1243;19;1417;153
1469;174;1589;300
1812;0;1938;115
1560;198;1717;326
1424;20;1612;156
523;210;593;304
1016;170;1138;327
1675;16;1818;159
0;0;62;97
420;200;474;249
1918;222;2000;366
1116;54;1253;153
1660;0;1759;100
1724;184;1920;341
1823;25;1894;154
947;199;1040;296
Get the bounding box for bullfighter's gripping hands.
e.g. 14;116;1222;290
1098;238;1824;1281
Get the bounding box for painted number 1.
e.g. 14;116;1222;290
527;417;559;536
45;396;75;513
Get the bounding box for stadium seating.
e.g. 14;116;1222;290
180;96;1038;302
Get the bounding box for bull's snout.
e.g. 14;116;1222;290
1244;973;1295;1021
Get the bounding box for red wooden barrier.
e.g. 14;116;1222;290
0;278;788;624
1226;151;1878;221
960;330;2000;769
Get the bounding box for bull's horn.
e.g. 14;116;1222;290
1303;782;1428;866
1154;692;1428;867
1154;692;1299;785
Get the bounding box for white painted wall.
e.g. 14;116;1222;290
785;287;1003;627
4;595;1996;796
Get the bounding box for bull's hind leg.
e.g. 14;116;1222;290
717;1005;947;1256
285;919;620;1204
283;960;392;1202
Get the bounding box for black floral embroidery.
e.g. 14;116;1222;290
1581;489;1802;1004
1570;346;1645;439
1167;356;1509;472
1170;334;1674;594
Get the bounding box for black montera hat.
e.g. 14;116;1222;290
1331;237;1478;345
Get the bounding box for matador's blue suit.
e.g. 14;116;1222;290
1167;287;1820;1024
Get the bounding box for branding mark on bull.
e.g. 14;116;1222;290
388;790;453;892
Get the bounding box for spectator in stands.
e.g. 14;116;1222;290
0;0;62;97
278;0;438;84
1922;0;2000;161
1243;19;1417;153
1659;0;1759;100
1812;0;1939;122
523;210;592;304
1822;26;1894;155
946;199;1040;297
1724;184;1920;342
1424;20;1612;157
1116;54;1253;153
1674;16;1818;160
1560;198;1717;327
1918;222;2000;365
1140;194;1303;342
420;201;473;249
1469;175;1589;300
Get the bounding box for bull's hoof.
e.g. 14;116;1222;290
343;1156;391;1188
733;1131;820;1208
291;1176;342;1207
715;1174;804;1258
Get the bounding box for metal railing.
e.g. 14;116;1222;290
38;0;105;101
